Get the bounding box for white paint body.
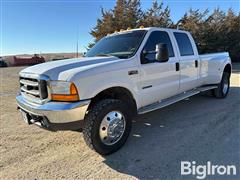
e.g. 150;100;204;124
21;27;231;110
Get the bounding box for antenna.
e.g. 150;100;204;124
76;26;79;58
76;40;78;58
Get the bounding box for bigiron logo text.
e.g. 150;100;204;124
181;161;238;179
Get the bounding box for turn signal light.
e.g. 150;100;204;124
51;83;79;102
70;83;78;95
51;94;79;101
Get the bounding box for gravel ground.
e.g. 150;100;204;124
0;65;239;179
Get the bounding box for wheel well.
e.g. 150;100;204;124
224;64;231;76
88;87;137;116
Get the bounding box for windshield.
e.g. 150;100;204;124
86;30;147;59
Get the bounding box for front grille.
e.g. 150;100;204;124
19;75;49;104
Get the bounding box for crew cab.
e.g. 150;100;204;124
16;27;232;155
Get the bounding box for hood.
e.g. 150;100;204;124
20;56;122;80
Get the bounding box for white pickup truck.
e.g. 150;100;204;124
16;27;231;155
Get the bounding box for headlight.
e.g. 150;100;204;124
50;81;79;101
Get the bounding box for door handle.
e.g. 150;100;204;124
195;60;198;68
128;70;138;75
176;62;180;71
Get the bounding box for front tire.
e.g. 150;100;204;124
83;99;132;155
213;72;230;98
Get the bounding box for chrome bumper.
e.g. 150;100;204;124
16;95;90;124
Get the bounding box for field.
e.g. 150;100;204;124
0;65;239;179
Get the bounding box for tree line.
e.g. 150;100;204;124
90;0;240;62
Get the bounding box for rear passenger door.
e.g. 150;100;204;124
173;32;199;92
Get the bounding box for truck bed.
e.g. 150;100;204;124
199;52;230;86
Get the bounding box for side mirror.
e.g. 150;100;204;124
155;43;169;62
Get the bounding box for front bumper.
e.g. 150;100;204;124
16;95;90;130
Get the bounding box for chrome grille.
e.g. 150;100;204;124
19;73;49;104
20;79;38;87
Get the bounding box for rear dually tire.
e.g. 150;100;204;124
213;72;230;98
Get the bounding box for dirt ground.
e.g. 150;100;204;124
0;64;239;179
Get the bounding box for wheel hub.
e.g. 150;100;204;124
99;111;126;145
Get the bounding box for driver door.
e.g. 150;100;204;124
139;30;180;107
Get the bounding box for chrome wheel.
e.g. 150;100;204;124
222;75;229;95
99;111;126;145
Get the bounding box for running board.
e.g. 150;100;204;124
197;85;218;92
138;85;217;114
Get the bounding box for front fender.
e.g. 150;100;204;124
71;69;141;109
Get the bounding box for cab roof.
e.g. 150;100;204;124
108;27;189;36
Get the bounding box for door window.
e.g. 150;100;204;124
174;32;194;56
142;31;174;62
